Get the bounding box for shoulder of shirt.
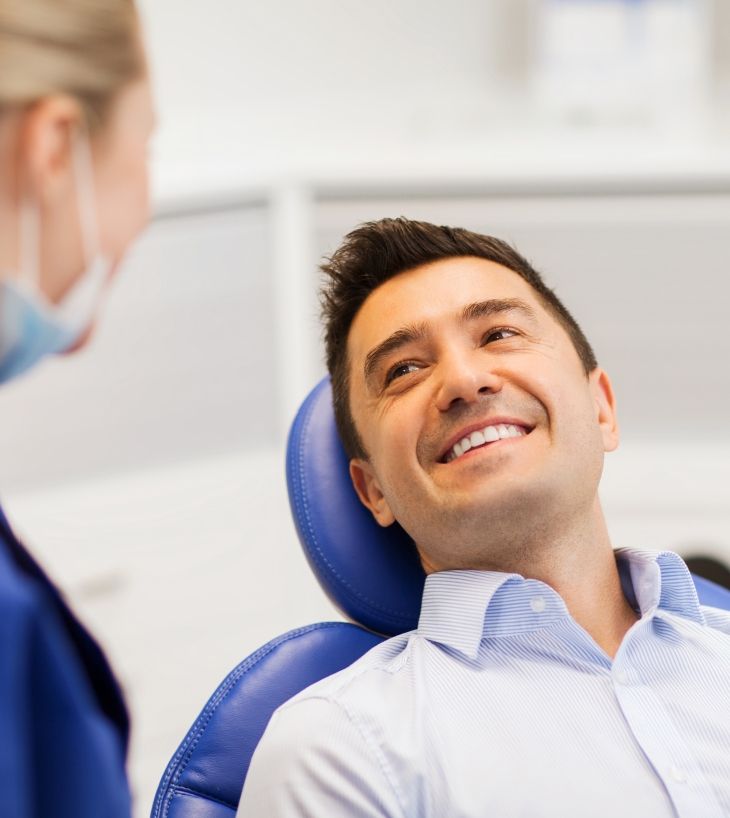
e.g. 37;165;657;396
277;629;419;713
0;538;45;619
0;535;76;673
0;542;59;698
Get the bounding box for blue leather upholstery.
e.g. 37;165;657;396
691;573;730;609
152;376;730;818
151;623;383;817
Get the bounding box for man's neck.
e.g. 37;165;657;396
422;504;639;660
515;540;639;660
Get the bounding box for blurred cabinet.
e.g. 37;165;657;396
0;206;276;493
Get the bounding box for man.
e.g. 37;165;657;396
238;218;730;817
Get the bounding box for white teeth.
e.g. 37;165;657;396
446;422;528;462
470;430;486;447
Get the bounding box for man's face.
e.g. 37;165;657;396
346;256;619;572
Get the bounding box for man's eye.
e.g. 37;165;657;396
483;327;518;344
385;362;420;385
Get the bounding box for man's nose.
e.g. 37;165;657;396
434;350;504;413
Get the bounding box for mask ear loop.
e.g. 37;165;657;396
18;189;40;291
71;129;101;266
55;128;112;330
16;127;99;295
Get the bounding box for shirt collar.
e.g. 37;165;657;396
615;547;704;624
417;569;570;659
417;570;510;658
417;548;704;660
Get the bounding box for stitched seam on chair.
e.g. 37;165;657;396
157;623;340;818
170;784;239;811
292;384;413;626
154;622;349;818
162;623;344;812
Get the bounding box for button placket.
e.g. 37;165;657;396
670;765;687;784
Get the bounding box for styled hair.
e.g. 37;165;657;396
321;217;597;459
0;0;143;130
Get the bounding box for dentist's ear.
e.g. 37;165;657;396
349;458;396;527
20;95;83;204
589;368;619;453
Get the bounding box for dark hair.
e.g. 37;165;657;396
321;217;597;459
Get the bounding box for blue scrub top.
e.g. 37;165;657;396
0;505;131;818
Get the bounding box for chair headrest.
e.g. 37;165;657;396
286;377;425;635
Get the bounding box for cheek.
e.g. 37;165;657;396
560;389;606;462
97;151;151;262
368;405;416;477
356;383;430;485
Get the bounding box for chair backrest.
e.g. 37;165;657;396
152;377;730;818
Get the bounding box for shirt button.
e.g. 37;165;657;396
530;596;546;613
615;670;629;685
670;765;687;784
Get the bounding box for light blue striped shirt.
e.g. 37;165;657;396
238;549;730;817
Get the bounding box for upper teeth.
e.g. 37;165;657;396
445;424;526;462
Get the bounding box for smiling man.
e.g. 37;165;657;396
238;218;730;817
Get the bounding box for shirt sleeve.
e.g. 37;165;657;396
236;696;404;818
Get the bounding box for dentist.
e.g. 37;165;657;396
0;1;155;816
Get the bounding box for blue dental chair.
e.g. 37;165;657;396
151;377;730;818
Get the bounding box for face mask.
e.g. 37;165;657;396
0;133;112;384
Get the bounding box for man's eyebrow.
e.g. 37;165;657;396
362;299;537;386
461;298;538;324
363;323;429;384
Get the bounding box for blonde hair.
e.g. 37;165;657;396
0;0;143;130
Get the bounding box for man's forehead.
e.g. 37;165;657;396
347;257;545;362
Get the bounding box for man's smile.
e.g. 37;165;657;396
437;418;534;464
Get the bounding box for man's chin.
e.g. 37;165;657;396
435;478;541;528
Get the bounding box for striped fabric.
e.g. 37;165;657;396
238;549;730;818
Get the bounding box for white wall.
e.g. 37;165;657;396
139;0;499;158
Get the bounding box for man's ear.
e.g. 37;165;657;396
349;458;396;527
589;367;619;453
